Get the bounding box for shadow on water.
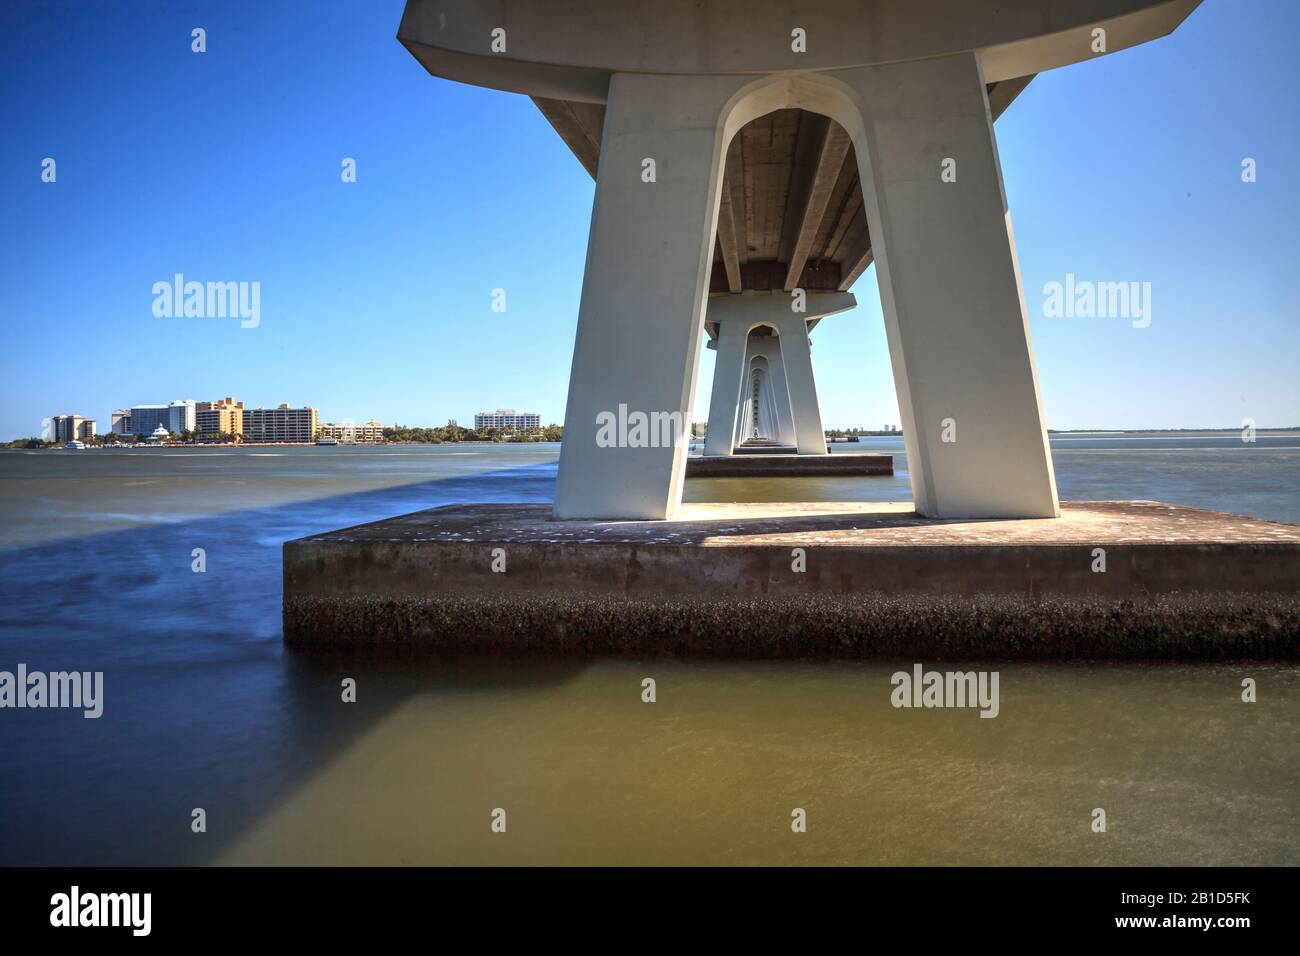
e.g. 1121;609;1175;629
0;462;588;865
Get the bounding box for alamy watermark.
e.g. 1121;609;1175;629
50;886;150;936
1;664;103;718
595;404;688;448
152;273;260;328
891;663;999;718
1042;273;1151;328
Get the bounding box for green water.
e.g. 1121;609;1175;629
216;659;1297;866
0;438;1296;865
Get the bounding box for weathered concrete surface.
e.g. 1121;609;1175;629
685;453;892;478
284;501;1300;658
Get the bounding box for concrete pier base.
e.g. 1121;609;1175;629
283;501;1300;658
685;452;893;478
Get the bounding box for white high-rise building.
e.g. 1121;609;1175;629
168;400;197;434
474;408;542;432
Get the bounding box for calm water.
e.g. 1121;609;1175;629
0;436;1296;865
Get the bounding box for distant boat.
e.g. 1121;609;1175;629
316;437;339;446
65;440;85;450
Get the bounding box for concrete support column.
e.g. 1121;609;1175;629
554;73;740;519
842;53;1059;517
703;322;748;457
773;314;829;455
761;339;797;448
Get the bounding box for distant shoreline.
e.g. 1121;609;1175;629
1045;427;1300;434
4;427;1298;448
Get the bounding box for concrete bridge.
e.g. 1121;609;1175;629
398;0;1201;519
283;2;1300;657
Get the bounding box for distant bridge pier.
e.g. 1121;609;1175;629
704;292;855;457
735;334;796;453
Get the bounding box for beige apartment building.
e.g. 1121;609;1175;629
195;397;245;440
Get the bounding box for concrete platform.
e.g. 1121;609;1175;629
282;501;1300;658
685;452;893;478
732;443;797;455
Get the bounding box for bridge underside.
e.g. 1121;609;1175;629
532;74;1034;308
394;0;1199;523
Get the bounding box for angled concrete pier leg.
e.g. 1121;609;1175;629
703;322;748;456
774;315;828;455
554;73;741;519
843;53;1059;518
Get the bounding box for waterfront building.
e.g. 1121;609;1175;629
474;408;542;432
52;415;96;442
124;404;169;436
316;420;385;443
168;400;196;435
118;401;196;437
52;415;78;442
195;397;245;440
244;404;319;443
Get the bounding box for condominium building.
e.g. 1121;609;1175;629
244;404;318;443
124;404;169;436
110;409;132;434
195;397;245;440
51;415;76;442
119;400;194;436
52;415;96;442
316;420;385;443
474;408;542;432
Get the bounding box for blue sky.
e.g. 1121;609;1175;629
1;0;1296;439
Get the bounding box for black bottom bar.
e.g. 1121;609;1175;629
0;866;1286;942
